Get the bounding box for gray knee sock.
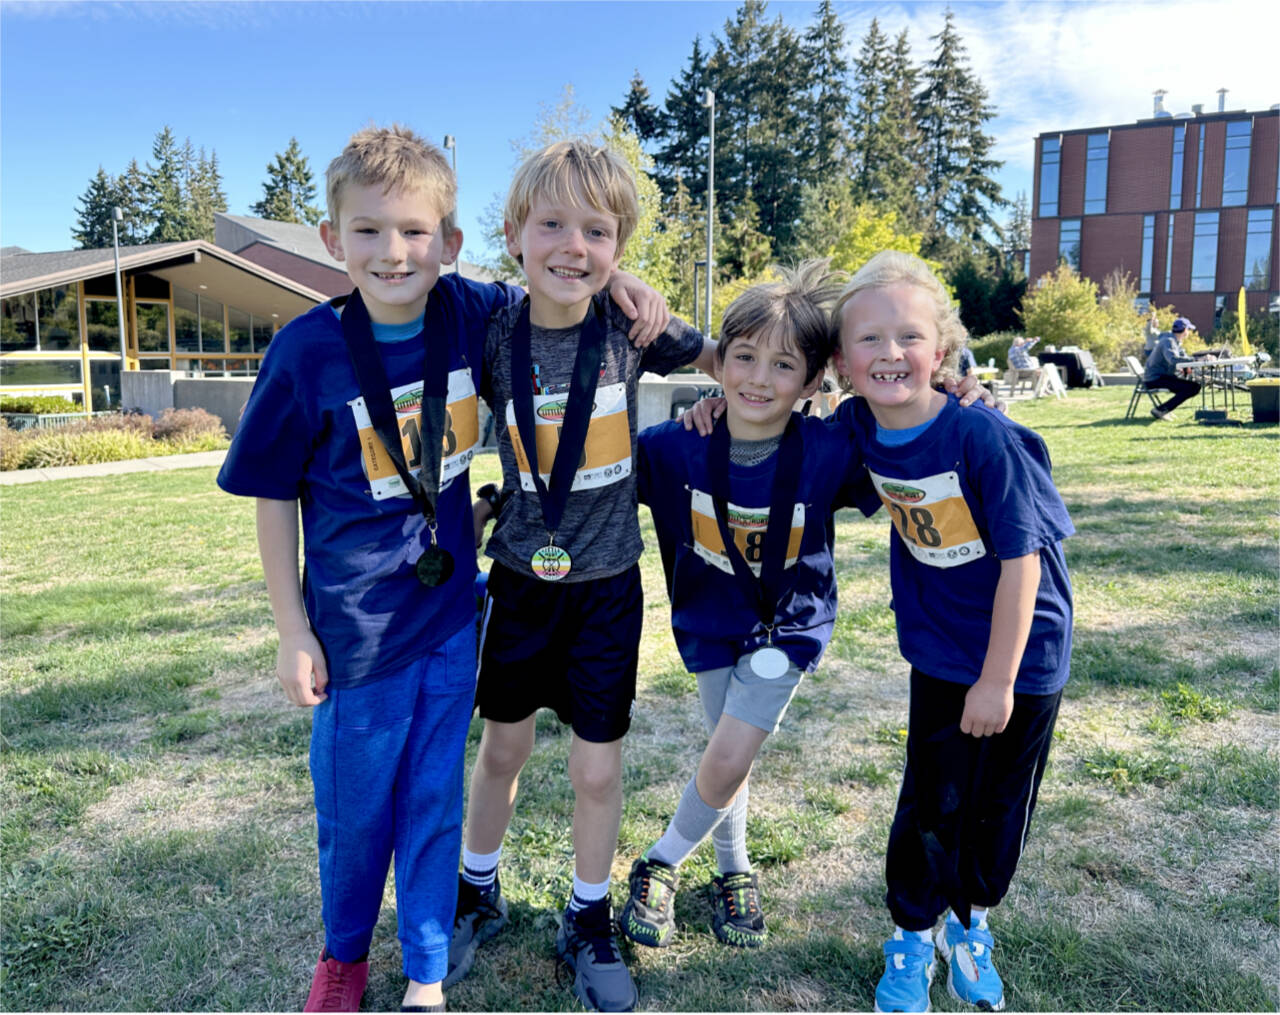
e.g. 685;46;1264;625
711;777;751;873
649;776;732;868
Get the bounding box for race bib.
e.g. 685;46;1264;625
868;468;984;569
348;367;480;500
689;488;804;576
506;381;631;492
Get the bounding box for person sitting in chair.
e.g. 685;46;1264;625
1143;317;1200;420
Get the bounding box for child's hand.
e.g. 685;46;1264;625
277;630;329;707
945;374;1006;414
609;270;670;346
960;679;1013;737
681;396;725;435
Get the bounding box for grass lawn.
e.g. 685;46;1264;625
2;386;1277;1012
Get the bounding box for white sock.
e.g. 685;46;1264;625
461;846;502;891
569;873;610;911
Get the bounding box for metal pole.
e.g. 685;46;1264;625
443;135;460;277
703;90;715;338
112;207;126;406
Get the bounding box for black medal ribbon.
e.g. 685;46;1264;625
708;414;806;639
509;296;607;545
339;289;455;587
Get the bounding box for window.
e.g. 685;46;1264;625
174;287;199;352
228;307;252;354
84;300;121;352
0;358;82;386
1194;126;1205;208
37;287;78;351
1214;294;1227;328
1;293;37;352
1244;208;1273;290
1164;216;1176;291
1140;215;1156;293
136;302;170;353
1058;219;1081;269
1170;125;1185;208
253;318;274;352
1221;121;1251;206
199;296;225;353
1084;133;1109;214
1039;137;1060;217
1190;212;1219;291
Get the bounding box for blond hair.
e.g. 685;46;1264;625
325;125;457;233
503;139;639;259
718;260;847;384
832;250;967;390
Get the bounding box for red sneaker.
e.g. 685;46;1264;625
303;948;369;1012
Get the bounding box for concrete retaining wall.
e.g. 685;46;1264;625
121;372;256;436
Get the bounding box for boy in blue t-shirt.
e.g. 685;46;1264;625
831;251;1074;1013
217;126;664;1014
618;261;881;954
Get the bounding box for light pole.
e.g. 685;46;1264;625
442;134;460;277
702;90;715;339
111;206;127;406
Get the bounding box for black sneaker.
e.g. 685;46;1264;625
710;871;767;948
443;875;508;989
555;899;638;1012
619;856;680;948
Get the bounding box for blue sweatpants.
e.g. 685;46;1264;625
309;623;476;985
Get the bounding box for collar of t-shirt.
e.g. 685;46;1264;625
329;304;421;343
875;412;940;447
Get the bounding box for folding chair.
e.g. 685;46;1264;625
1124;356;1160;419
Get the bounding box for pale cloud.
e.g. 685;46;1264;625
838;0;1279;203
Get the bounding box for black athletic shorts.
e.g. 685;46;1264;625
476;562;642;743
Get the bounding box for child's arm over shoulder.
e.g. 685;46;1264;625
961;553;1039;737
608;270;669;345
256;498;329;708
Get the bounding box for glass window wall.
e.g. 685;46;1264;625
1084;133;1109;214
1038;137;1060;217
1165;216;1176;290
228;307;252;353
1170;125;1185;209
0;358;82;386
253;319;274;352
1244;208;1273;290
174;287;199;353
1058;219;1081;269
1189;212;1219;292
1194;127;1205;208
37;287;79;351
199;296;225;353
136;302;170;353
84;300;121;352
1140;215;1155;293
1221;121;1251;206
1;293;37;351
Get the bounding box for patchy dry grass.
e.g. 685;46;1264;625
2;387;1277;1011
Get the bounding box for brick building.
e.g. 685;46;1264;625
1030;95;1278;336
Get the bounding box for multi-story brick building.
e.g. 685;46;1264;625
1030;93;1278;336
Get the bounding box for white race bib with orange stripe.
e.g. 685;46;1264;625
505;381;631;492
868;468;985;568
688;488;805;576
348;367;480;500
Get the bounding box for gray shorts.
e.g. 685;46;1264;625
696;651;804;735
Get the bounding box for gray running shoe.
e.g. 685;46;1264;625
555;900;638;1012
619;856;679;948
443;875;508;989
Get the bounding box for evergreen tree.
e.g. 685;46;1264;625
611;72;664;146
72;167;120;249
251;137;323;225
801;0;853;183
116;160;153;244
187;147;228;242
716;189;772;280
147;125;192;242
1004;190;1031;276
656;36;713;203
913;9;1004;256
884;29;926;228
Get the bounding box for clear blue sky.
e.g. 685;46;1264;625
2;1;1274;267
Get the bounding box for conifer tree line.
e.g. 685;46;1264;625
73;130;321;250
609;0;1027;334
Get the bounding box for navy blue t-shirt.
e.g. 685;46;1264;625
842;395;1075;695
217;273;521;687
636;413;880;675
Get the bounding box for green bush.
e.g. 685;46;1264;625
0;420;33;470
22;430;155;469
0;411;229;471
1020;264;1112;366
968;331;1022;369
0;395;83;415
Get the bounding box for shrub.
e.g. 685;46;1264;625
0;420;35;471
0;395;83;415
152;408;226;444
1020;264;1110;365
80;412;154;439
968;331;1022;369
22;430;155;469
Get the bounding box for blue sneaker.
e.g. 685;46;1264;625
874;929;936;1012
938;912;1005;1011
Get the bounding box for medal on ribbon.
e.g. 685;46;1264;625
509;297;607;582
339;290;456;589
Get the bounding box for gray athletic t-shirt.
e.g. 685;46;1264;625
481;292;704;582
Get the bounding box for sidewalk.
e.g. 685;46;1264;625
0;449;228;486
